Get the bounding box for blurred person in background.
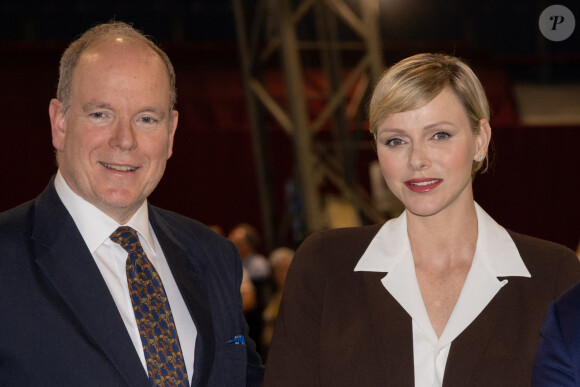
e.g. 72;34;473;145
228;223;271;281
229;223;273;356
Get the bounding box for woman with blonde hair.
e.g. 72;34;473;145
264;53;580;386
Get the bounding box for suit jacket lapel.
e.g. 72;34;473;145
363;261;508;386
364;271;415;387
32;181;149;386
150;209;215;387
442;282;506;386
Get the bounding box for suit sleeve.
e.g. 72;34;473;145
244;298;266;385
245;322;265;387
263;235;324;387
533;301;576;386
229;244;265;387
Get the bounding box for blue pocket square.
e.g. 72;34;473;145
226;335;246;345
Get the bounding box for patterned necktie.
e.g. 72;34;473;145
110;226;189;386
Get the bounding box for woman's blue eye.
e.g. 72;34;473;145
433;132;451;140
386;138;404;147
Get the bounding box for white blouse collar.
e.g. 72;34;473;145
354;202;530;348
354;202;530;278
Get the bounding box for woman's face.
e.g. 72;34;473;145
375;88;490;218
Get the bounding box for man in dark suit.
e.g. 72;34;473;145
533;281;580;386
0;21;263;386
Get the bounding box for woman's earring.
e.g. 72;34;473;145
477;155;484;162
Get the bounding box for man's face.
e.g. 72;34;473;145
49;38;178;223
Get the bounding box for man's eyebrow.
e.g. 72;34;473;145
81;103;167;118
140;106;166;119
82;102;113;112
141;106;162;113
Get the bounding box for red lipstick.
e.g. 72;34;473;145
404;178;442;193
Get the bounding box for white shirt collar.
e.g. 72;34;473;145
54;170;156;255
354;202;530;278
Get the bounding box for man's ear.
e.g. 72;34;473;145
49;99;67;151
167;109;179;159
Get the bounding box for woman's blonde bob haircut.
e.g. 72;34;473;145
369;53;490;173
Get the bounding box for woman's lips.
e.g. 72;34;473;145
404;178;442;193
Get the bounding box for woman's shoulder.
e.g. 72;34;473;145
507;230;580;290
507;230;578;262
300;224;382;255
291;224;383;273
304;224;382;244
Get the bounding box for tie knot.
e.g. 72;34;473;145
110;226;141;253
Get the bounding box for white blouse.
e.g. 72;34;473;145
354;203;530;387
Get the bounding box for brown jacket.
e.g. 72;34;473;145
264;225;580;387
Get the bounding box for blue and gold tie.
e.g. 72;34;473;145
110;226;188;386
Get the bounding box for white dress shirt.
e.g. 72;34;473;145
54;171;197;383
354;202;530;387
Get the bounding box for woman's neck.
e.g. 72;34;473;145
406;198;478;269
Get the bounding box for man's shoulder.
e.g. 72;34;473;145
0;200;36;238
549;280;580;345
149;205;205;230
148;205;231;248
555;280;580;309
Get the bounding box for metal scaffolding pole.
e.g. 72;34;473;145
279;0;324;234
233;0;277;250
314;3;353;186
233;0;386;242
361;0;384;80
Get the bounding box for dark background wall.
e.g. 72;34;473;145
0;0;578;251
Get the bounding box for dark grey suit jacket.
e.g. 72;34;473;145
0;179;263;386
264;224;580;386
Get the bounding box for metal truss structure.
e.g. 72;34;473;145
233;0;387;249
